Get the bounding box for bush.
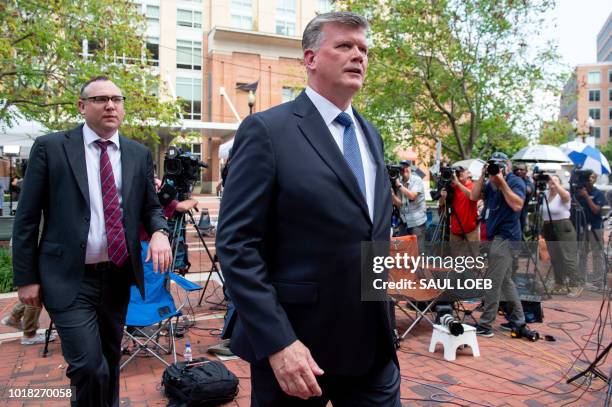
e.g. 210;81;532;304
0;248;14;293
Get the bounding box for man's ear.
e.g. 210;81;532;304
304;49;316;69
78;100;85;114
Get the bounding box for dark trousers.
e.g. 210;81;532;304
47;263;132;407
250;359;401;407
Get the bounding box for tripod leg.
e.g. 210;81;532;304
567;342;611;385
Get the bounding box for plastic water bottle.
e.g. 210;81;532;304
184;342;193;363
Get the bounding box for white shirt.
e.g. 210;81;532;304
305;87;377;220
83;123;123;264
542;192;571;221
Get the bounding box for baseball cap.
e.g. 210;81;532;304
489;152;508;162
400;160;412;167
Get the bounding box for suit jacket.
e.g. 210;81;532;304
216;92;396;376
12;125;167;310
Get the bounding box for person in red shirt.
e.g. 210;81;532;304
439;166;480;242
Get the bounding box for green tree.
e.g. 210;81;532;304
341;0;561;161
600;139;612;165
538;118;574;146
0;0;180;141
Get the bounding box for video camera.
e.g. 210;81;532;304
570;168;592;190
430;165;459;201
161;146;208;202
532;166;554;191
510;324;540;342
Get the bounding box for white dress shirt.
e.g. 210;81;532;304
305;87;377;221
83;123;123;264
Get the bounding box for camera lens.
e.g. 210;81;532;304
487;162;500;176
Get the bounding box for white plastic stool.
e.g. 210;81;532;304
429;323;480;361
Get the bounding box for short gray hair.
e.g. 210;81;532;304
302;11;368;51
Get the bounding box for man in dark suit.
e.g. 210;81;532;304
216;12;399;406
12;76;172;407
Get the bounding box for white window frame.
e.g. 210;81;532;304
176;40;202;70
177;8;202;29
587;71;601;85
176;77;202;120
276;0;296;36
230;0;253;30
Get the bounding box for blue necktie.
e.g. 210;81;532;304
335;112;366;199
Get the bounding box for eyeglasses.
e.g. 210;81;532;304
81;95;126;104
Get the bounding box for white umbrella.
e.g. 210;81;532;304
511;145;571;163
453;159;486;180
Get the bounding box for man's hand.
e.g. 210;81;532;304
440;189;447;199
146;231;172;273
176;198;199;213
394;178;401;189
451;173;459;187
577;187;588;198
18;284;41;307
491;173;504;186
268;340;324;400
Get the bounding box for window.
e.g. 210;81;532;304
282;87;300;102
610;107;612;120
589;90;600;102
178;143;202;160
146;37;159;66
146;5;159;27
587;71;601;84
176;77;202;120
276;0;296;36
590;127;601;139
589;108;601;120
609;70;612;83
609;89;612;102
609;126;612;140
177;40;202;70
177;9;202;28
230;0;253;30
316;0;333;13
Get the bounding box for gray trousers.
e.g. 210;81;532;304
580;228;606;286
479;237;525;329
542;219;581;286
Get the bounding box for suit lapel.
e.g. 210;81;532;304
294;92;371;223
63;125;90;207
119;136;136;207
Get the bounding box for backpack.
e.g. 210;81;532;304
162;357;239;406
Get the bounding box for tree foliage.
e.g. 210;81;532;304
0;0;180;141
341;0;561;162
538;118;574;146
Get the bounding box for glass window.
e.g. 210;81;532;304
176;77;202;120
609;107;612;120
177;40;202;70
609;126;612;140
609;70;612;83
231;0;253;30
588;90;600;102
589;108;601;120
177;9;202;29
587;71;601;84
146;5;159;26
590;127;601;139
276;0;296;36
609;89;612;102
316;0;333;13
146;37;159;66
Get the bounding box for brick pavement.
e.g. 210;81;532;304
0;195;609;406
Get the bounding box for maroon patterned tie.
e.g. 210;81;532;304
95;140;128;266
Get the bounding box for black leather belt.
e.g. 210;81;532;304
85;262;115;272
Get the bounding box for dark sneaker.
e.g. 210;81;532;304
500;322;515;331
474;324;494;337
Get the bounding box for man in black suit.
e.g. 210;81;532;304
12;77;172;407
216;11;399;406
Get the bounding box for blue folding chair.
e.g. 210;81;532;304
121;241;203;370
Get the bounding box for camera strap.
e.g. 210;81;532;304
450;209;469;241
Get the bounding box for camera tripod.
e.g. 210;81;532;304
521;184;553;299
167;209;224;306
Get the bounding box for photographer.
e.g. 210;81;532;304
576;170;607;290
469;152;526;337
391;160;427;242
513;163;534;237
540;175;581;297
439;166;479;242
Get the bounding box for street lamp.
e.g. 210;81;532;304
247;90;256;115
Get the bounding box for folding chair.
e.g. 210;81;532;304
388;235;451;339
120;241;203;370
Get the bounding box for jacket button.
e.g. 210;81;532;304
84;217;90;222
80;243;86;249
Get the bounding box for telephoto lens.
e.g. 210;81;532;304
486;161;500;176
440;314;464;336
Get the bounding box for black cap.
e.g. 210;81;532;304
400;160;412;167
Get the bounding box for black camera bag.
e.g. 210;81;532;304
162;357;239;406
